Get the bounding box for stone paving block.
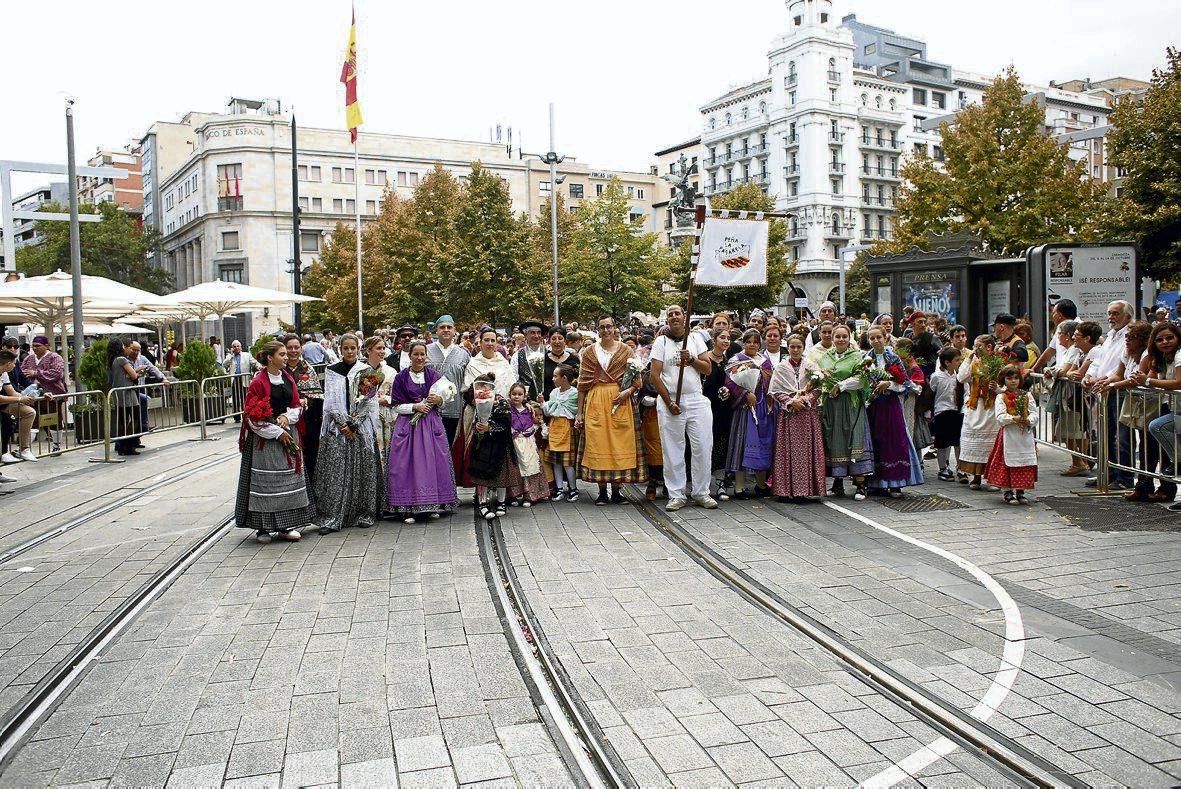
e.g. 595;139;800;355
398;766;458;788
680;712;748;748
708;741;784;783
341;757;398;788
166;762;228;787
121;721;187;759
656;687;718;718
280;748;339;788
622;706;684;739
52;742;128;784
226;739;286;780
339;726;394;765
647;733;714;774
389;708;443;740
1091;720;1181;763
771;700;843;734
740;719;813;758
441;713;497;750
394;734;451;773
224;773;281;788
450;744;513;783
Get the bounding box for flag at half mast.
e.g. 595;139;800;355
340;8;363;142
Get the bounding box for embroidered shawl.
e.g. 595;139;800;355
577;342;632;392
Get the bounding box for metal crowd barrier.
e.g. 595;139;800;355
27;390;105;459
1105;382;1177;494
1030;372;1100;479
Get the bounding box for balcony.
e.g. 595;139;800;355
789;226;807;240
706;156;721;167
861;166;900;181
860;195;895;208
859;136;900;151
784;164;800;178
861;230;894;241
710;180;733;193
750;143;769;156
825;226;853;240
828;132;845;143
827;70;841;83
786;74;797;86
828;162;846;175
785;134;799;148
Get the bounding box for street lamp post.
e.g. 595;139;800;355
540;104;564;328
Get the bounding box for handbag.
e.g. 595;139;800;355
1118;391;1151;430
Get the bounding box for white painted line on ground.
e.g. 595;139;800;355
822;501;1027;788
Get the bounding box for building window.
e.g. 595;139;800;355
333;198;344;213
709;118;716;130
759;101;767;114
397;171;408;187
595;183;604;197
742;106;749;121
310;166;321;181
889;98;897;111
222;231;239;251
831;213;840;234
932;91;946;110
790;181;798;196
830;88;838;103
865;43;876;55
569;183;584;199
875;95;882;108
300;232;320;252
913;116;925;133
332;167;343;183
792;246;800;261
636;187;645;199
409;172;419;187
793;14;801;26
831;179;841;195
191;174;197;191
365;169;376;185
312;197;322;212
725;112;732;126
540;181;552;195
298;165;309;181
346;168;355;184
219;264;244;284
377;169;388;184
346;199;355;213
216;163;243;211
860;93;868;106
298;197;309;210
789;91;796;106
933;145;944;162
366;200;377;214
913;88;927;105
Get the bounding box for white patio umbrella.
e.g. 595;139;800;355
20;322;156;337
161;279;321;348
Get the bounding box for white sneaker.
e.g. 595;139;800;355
693;495;719;509
665;498;687;512
281;529;301;541
1;452;20;464
18;449;37;462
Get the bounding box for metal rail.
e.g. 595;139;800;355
477;507;633;789
0;513;235;769
627;490;1084;789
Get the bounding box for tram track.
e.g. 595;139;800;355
477;505;633;789
0;513;235;770
624;488;1084;788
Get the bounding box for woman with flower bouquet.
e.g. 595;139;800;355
453;328;517;488
466;374;514;519
724;328;779;498
816;325;874;500
283;334;324;479
387;341;459;523
956;334;1004;490
315;334;385;533
768;334;826;501
235;341;316;544
986;365;1038;504
864;327;925;498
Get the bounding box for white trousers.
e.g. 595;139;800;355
658;394;714;500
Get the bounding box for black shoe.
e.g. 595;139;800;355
1169;501;1181;512
777;496;791;504
595;490;609;506
610;490;627;505
828;481;846;498
753;485;771;499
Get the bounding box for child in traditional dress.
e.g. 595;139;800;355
507;383;550;507
987;365;1038;504
931;346;964;482
957;335;1003;491
543;365;579;501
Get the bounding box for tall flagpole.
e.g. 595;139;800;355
354;139;363;336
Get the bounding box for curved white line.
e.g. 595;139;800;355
821;501;1026;789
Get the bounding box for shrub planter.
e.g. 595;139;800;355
181;394;228;424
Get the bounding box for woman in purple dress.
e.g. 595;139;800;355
864;326;925;497
725;328;778;498
387;342;458;523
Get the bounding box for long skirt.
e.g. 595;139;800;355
302;399;323;480
726;400;775;474
577;383;647;484
958;402;1000;475
387;411;458;516
314;430;385;531
710;398;734;473
867;393;925;489
235;433;316;533
986;432;1038;489
821;395;874;477
771;408;826;498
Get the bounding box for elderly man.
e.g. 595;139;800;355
510;320;549;401
385;324;419;371
223;340;262;423
21;334;67;453
805;302;838;352
301;334;327;365
649;304;717;511
128;341;169;442
1086;300;1136;489
425;314;470;446
991;314;1027;366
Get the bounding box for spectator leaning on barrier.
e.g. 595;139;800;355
128;341;170;440
1084;300;1135;489
300;334;327;365
0;349;38;464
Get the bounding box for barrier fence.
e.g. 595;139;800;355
20;365;326;463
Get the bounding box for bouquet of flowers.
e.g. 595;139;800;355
1004;390;1032;429
243;396;300;462
527;350;546;396
473;381;496;425
347;365;385;429
728;361;763;425
977;352;1007;383
966;351;1006;409
806;367;839;402
411;378;458;426
614;357;646;414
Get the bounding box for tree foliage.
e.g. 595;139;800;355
16;202;171;293
843;256;873;319
678;182;793;315
1106;47;1181;280
560;179;675;323
872;67;1112;258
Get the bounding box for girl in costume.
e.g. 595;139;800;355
817;325;874;501
507;382;549;506
956;334;1003;491
466;374;512;520
543;364;580;501
725;328;778;498
986;365;1038;504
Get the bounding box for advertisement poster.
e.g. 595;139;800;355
987;280;1010;322
902;272;958;324
1047;246;1136;323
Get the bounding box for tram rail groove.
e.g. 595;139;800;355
0;452;236;567
477;507;633;789
627;490;1084;789
0;513;236;770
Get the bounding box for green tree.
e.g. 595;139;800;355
562;179;676;322
16;202;170;293
843;256;873;318
873;67;1112;257
1107;48;1181;280
532;192;577;322
300;221;392;333
678;182;793;314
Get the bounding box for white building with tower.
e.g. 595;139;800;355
693;0;1116;312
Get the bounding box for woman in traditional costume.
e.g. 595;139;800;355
575;315;647;505
364;336;396;455
543;364;579;501
957;334;1003;490
454;328;517;488
725;328;778;498
864;327;925;497
387;341;458;523
283;333;324;479
467;374;513;519
315;334;385;533
703;327;735;499
768;333;826;501
236;341;316;543
818;325;874;501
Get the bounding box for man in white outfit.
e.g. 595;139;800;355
649;305;717;511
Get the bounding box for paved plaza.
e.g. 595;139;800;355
0;434;1179;787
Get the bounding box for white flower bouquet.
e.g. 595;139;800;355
728;362;764;425
473;382;496;425
410;378;458;426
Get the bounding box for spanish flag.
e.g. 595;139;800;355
340;8;363;143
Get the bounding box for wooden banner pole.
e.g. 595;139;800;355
674;202;708;407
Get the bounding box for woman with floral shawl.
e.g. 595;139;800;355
725;328;778;498
864;326;925;496
817;325;874;500
387;341;458;523
768;333;826;501
315;334;386;533
575;315;647;505
956;334;1003;489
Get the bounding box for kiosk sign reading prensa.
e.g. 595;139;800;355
1027;242;1137;347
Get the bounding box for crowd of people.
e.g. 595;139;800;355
236;298;1169;544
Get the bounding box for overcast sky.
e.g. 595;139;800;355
3;0;1176;194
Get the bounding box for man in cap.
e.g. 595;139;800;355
21;334;68;453
991;313;1026;366
511;319;549;401
385;324;419;372
805;302;837;353
748;309;766;332
425;315;470;445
